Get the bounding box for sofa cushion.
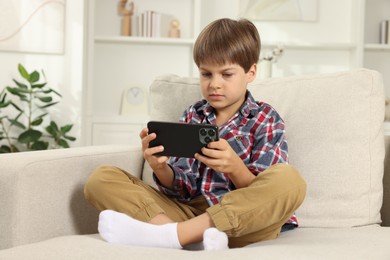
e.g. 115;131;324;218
144;69;385;228
1;226;390;260
0;145;144;249
249;69;384;227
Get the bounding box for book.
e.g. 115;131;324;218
380;20;388;44
133;10;174;38
388;20;390;45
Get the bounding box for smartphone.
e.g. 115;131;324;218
147;121;219;158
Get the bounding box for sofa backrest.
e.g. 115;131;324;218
145;69;387;228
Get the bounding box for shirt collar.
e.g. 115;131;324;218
197;90;259;120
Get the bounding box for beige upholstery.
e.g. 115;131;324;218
0;145;144;249
146;69;385;228
1;69;389;259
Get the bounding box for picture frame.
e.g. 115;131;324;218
239;0;318;22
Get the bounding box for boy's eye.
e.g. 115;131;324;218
223;73;233;77
201;73;211;78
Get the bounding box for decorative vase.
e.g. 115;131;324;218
260;60;272;79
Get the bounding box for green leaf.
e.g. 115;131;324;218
0;144;19;153
8;118;26;129
0;100;11;109
35;112;48;119
18;129;42;143
31;141;48;150
18;64;30;81
38;96;53;103
6;87;28;100
12;79;28;89
64;135;76;141
31;117;43;126
41;89;62;97
39;101;59;109
0;92;7;103
50;121;59;131
57;139;69;148
46;121;59;136
11;102;23;112
30;71;40;83
60;124;73;133
8;86;29;94
32;83;47;89
32;113;47;126
0;145;11;153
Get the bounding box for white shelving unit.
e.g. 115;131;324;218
84;0;201;145
362;0;390;135
83;0;390;145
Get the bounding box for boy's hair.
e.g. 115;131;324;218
193;18;261;73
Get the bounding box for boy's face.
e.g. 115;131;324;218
198;62;256;118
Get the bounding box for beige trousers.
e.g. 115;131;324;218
84;163;306;248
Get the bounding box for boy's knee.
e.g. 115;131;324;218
84;165;117;201
274;164;307;206
266;163;306;187
257;164;307;205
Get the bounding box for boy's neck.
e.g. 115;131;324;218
215;109;238;126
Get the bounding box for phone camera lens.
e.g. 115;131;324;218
208;129;215;136
205;136;212;143
200;129;207;136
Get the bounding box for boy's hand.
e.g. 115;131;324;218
139;128;170;171
139;128;175;189
195;138;255;188
195;139;241;174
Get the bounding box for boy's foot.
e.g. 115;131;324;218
184;227;229;251
203;227;229;250
98;210;182;249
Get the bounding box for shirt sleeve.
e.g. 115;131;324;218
247;106;289;175
152;105;202;201
153;157;200;202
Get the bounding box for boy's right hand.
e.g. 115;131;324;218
139;128;174;189
139;127;170;171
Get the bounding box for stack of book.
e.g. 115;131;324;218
380;20;390;44
133;11;174;38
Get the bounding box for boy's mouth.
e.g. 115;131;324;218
209;94;224;100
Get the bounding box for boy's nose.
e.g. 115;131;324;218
209;77;222;89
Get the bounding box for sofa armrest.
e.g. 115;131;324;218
0;145;144;250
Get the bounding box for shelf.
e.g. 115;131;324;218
92;115;150;124
385;122;390;136
364;44;390;51
95;36;356;51
262;42;356;51
95;36;194;45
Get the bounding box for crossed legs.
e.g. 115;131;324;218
84;164;306;249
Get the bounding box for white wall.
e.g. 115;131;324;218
0;0;85;147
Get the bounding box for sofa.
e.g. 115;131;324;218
1;69;390;259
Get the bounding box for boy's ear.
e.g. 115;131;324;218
247;63;257;83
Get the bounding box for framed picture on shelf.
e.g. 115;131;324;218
239;0;318;22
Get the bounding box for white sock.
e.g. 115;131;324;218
184;228;229;251
98;210;182;249
203;227;229;251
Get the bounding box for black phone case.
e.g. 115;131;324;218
147;121;219;158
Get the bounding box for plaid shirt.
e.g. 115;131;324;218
154;90;298;227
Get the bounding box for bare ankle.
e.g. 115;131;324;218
149;214;174;225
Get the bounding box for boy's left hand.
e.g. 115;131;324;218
195;139;241;174
195;139;256;188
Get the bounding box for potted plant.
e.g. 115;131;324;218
0;64;76;153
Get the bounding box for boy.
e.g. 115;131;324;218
84;18;306;250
